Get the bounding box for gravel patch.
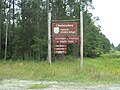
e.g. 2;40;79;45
0;79;120;90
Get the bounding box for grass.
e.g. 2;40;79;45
0;53;120;84
28;84;49;89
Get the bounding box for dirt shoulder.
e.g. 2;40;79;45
0;79;120;90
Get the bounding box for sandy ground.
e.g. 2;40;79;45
0;79;120;90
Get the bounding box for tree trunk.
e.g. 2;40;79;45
4;18;9;60
11;0;15;59
0;0;2;52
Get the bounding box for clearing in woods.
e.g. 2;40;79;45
0;53;120;89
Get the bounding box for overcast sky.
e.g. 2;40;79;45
91;0;120;46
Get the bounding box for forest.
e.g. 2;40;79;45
0;0;111;60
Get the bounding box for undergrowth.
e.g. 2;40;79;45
0;53;120;84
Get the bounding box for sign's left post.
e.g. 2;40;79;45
48;12;51;65
47;0;52;65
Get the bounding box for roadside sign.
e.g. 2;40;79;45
54;48;67;51
52;22;77;36
54;45;66;47
52;22;79;55
54;51;67;54
53;36;80;44
54;44;67;54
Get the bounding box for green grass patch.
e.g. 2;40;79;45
28;84;49;89
0;53;120;84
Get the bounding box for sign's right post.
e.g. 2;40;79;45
80;0;84;69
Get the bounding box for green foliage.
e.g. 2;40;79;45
31;36;47;60
0;0;111;59
83;11;110;57
28;84;49;89
116;44;120;51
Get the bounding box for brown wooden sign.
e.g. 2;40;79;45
54;44;67;54
52;22;77;36
52;22;79;55
54;48;67;51
54;51;67;54
53;36;80;44
54;45;67;48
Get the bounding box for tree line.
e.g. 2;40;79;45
0;0;111;60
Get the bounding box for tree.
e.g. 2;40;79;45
13;0;48;60
0;0;2;53
83;11;110;57
0;0;111;60
116;44;120;51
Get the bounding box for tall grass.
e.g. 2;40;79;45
0;53;120;84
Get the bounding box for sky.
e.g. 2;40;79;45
91;0;120;47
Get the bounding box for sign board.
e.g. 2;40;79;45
54;48;67;51
54;45;66;47
53;36;80;44
52;22;77;36
52;22;79;55
54;44;67;54
54;51;67;54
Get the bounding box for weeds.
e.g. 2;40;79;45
28;84;49;89
0;53;120;84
